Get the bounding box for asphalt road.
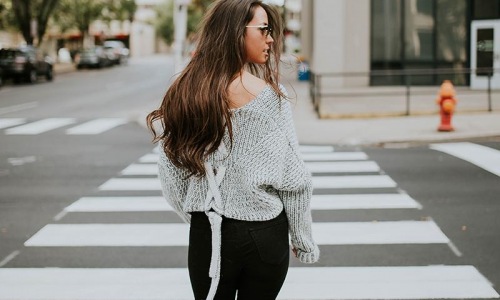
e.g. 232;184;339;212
0;56;499;299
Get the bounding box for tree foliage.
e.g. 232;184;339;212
155;0;174;46
0;0;16;30
2;0;137;46
155;0;213;46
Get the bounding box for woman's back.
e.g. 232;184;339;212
228;71;268;110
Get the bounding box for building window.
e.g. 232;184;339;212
371;0;467;86
473;0;500;19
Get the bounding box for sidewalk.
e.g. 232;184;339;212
53;59;499;146
284;77;500;146
53;62;76;74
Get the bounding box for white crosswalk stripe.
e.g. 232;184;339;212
5;118;76;135
138;153;158;163
64;194;422;212
431;142;500;177
306;161;380;173
99;175;398;191
66;118;128;135
0;118;128;135
302;152;368;161
64;196;169;212
136;151;370;164
8;144;499;299
120;161;382;176
311;193;422;210
1;266;498;300
299;145;335;152
0;118;26;129
24;220;449;247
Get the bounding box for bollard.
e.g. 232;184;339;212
436;80;458;132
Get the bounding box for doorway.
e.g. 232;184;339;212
471;20;500;89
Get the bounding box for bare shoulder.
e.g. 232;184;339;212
228;71;268;109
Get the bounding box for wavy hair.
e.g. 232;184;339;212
147;0;284;178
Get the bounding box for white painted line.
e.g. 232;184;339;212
0;118;26;129
53;210;68;221
306;161;380;173
0;268;192;300
311;194;422;210
139;153;158;163
99;178;161;191
431;142;500;177
312;175;397;189
66;118;127;135
24;224;189;246
121;164;157;175
299;145;335;152
448;240;463;257
312;220;449;244
67;194;420;213
0;250;20;267
302;152;368;161
137;148;353;164
65;197;171;212
1;266;497;299
24;220;448;247
279;266;500;299
5;118;76;135
99;175;397;191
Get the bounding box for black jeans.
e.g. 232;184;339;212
188;210;290;300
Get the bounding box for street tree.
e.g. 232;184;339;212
10;0;59;45
0;0;16;30
53;0;136;47
155;0;174;46
155;0;212;47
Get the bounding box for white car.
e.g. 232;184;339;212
103;41;130;65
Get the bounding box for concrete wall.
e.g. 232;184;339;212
130;22;156;57
302;0;371;88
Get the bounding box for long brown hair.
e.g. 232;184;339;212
147;0;284;178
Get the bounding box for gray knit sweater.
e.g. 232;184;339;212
158;85;320;270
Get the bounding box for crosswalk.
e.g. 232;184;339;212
0;117;128;135
1;144;499;299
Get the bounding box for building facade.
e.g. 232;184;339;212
301;0;500;89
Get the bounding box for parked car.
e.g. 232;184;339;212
0;46;53;84
75;46;112;69
103;40;129;65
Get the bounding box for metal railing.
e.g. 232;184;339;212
310;68;499;118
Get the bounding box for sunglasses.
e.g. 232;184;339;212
245;25;272;37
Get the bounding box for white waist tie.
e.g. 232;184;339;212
203;142;228;300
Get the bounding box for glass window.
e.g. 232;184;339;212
371;0;402;63
371;0;403;85
436;0;467;84
476;28;494;76
370;0;469;86
404;0;435;61
474;0;500;19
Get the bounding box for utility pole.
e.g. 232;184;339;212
174;0;191;74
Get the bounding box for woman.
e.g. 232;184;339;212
146;0;319;299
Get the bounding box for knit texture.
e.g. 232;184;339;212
158;84;320;264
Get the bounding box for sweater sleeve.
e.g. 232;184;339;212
276;100;320;264
157;146;191;223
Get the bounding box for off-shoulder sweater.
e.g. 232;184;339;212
157;84;319;299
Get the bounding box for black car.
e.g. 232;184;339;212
0;46;53;84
